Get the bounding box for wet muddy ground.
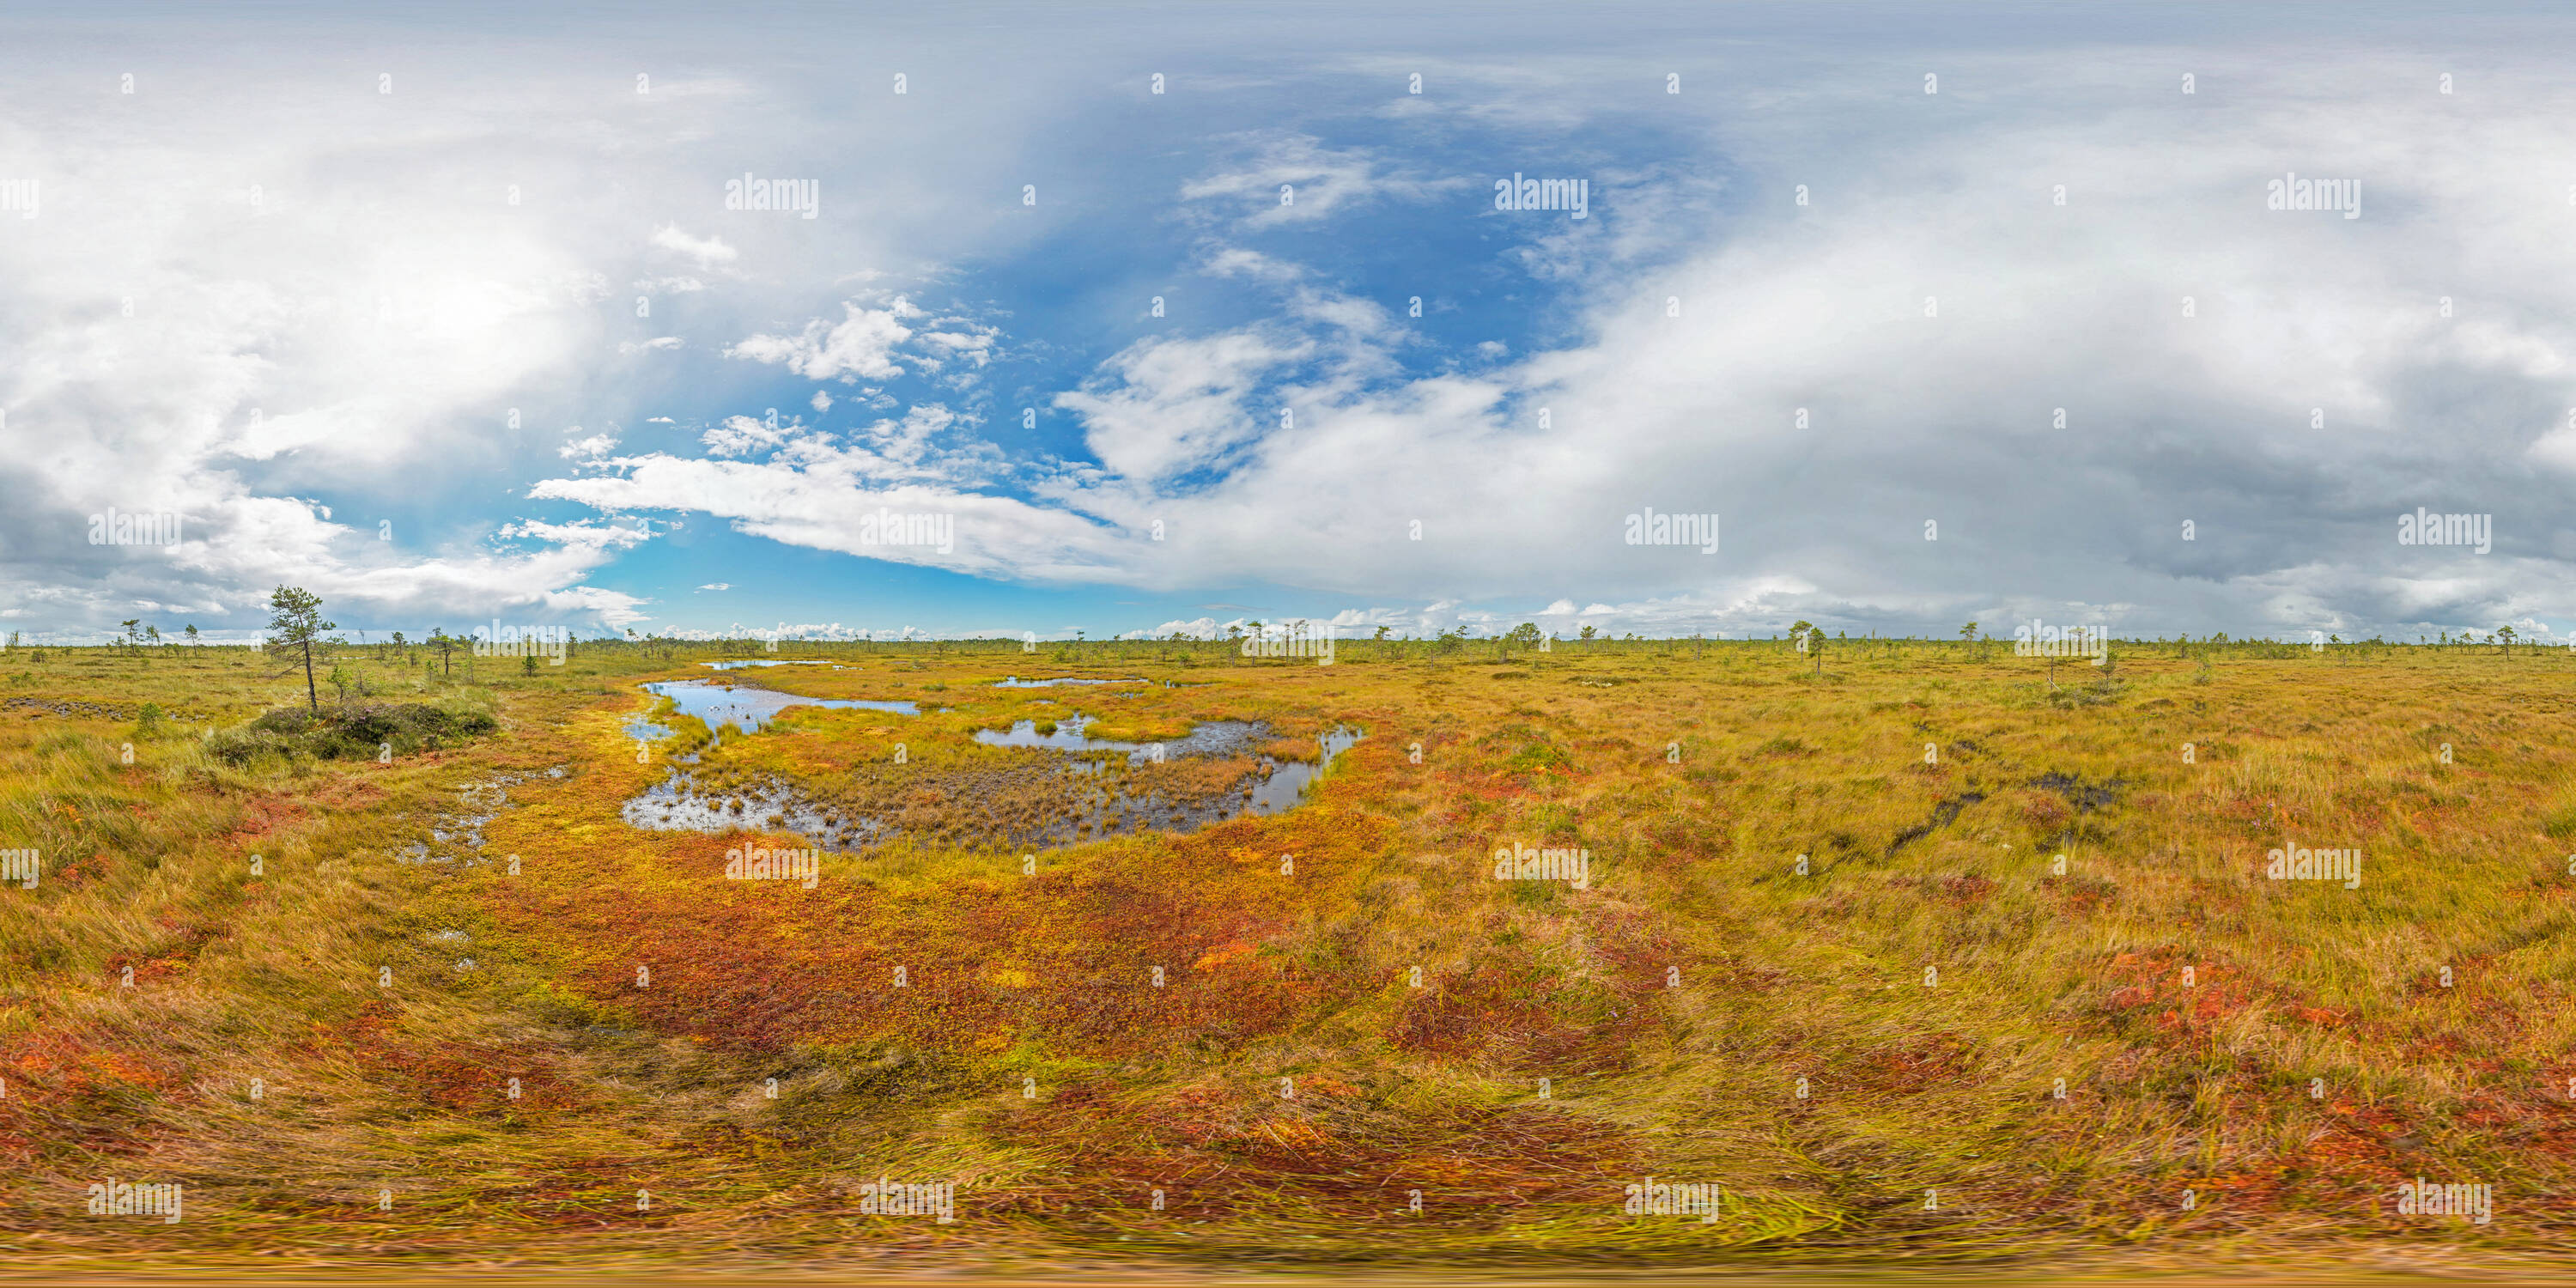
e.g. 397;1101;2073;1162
642;677;919;732
620;680;1362;852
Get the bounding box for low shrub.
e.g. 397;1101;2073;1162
208;698;499;766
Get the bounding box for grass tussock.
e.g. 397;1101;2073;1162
205;696;500;766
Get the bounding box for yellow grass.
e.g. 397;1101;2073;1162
3;636;2573;1274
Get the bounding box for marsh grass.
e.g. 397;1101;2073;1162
2;638;2573;1273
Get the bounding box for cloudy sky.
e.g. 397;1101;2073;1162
3;1;2573;645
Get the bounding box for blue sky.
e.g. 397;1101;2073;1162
4;2;2574;644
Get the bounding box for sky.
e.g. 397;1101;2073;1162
3;1;2574;646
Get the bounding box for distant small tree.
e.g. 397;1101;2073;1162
144;625;161;647
119;618;142;652
184;624;199;647
1791;620;1823;677
1579;624;1597;644
2498;625;2516;658
266;586;336;714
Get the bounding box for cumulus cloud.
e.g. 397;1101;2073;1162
19;11;2576;643
531;403;1113;579
533;48;2576;640
0;51;666;636
725;299;920;382
559;431;620;462
912;317;1001;371
1014;57;2576;636
1053;329;1315;483
700;414;794;457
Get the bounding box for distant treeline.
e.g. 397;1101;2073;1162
13;628;2554;665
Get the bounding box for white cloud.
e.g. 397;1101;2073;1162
495;519;653;553
650;225;738;268
0;22;1110;636
2528;425;2576;474
701;414;793;457
24;17;2576;643
531;403;1124;580
912;317;1000;371
0;58;665;635
559;432;620;462
1053;329;1314;483
1181;134;1469;228
725;299;918;382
